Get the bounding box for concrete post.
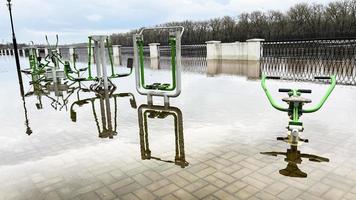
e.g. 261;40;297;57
0;49;3;56
246;38;265;61
69;47;74;63
44;48;49;56
112;45;122;65
8;49;13;55
149;43;160;69
36;48;40;57
207;59;222;77
206;41;221;60
150;58;160;69
22;48;27;57
149;43;160;59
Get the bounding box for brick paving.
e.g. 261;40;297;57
1;126;355;200
0;65;355;199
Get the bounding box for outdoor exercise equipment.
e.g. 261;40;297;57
22;35;66;86
21;42;45;79
70;88;137;139
261;75;336;145
64;35;133;83
138;104;188;168
261;145;329;178
133;26;184;106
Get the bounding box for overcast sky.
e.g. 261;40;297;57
0;0;334;44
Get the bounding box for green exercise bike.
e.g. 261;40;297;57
261;75;336;145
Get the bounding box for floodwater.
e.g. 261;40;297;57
0;56;356;200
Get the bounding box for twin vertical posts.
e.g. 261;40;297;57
90;35;110;91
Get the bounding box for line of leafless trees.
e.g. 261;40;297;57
111;0;356;46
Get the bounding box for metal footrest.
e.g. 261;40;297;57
146;83;171;90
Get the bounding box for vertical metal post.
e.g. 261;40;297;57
6;0;24;97
99;37;109;92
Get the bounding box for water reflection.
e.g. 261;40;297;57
25;78;77;111
70;89;137;139
21;95;32;136
138;104;188;168
261;145;329;178
207;59;261;79
22;77;79;135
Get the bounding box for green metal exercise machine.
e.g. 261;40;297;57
133;26;184;106
261;75;336;145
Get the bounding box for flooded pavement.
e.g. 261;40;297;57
0;56;356;200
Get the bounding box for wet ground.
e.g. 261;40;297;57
0;56;356;200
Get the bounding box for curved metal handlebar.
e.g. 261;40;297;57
261;75;289;112
138;26;185;37
261;74;336;113
45;34;59;50
302;75;336;113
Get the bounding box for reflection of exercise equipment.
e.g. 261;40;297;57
43;35;65;84
70;89;137;139
22;42;46;81
22;36;65;83
19;78;33;136
261;145;329;178
24;72;79;111
25;80;77;111
261;75;336;145
138;104;188;168
64;35;133;82
133;26;184;105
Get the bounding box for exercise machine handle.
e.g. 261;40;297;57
302;75;336;113
298;89;312;94
278;88;312;94
278;88;291;93
266;76;280;80
315;76;331;80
